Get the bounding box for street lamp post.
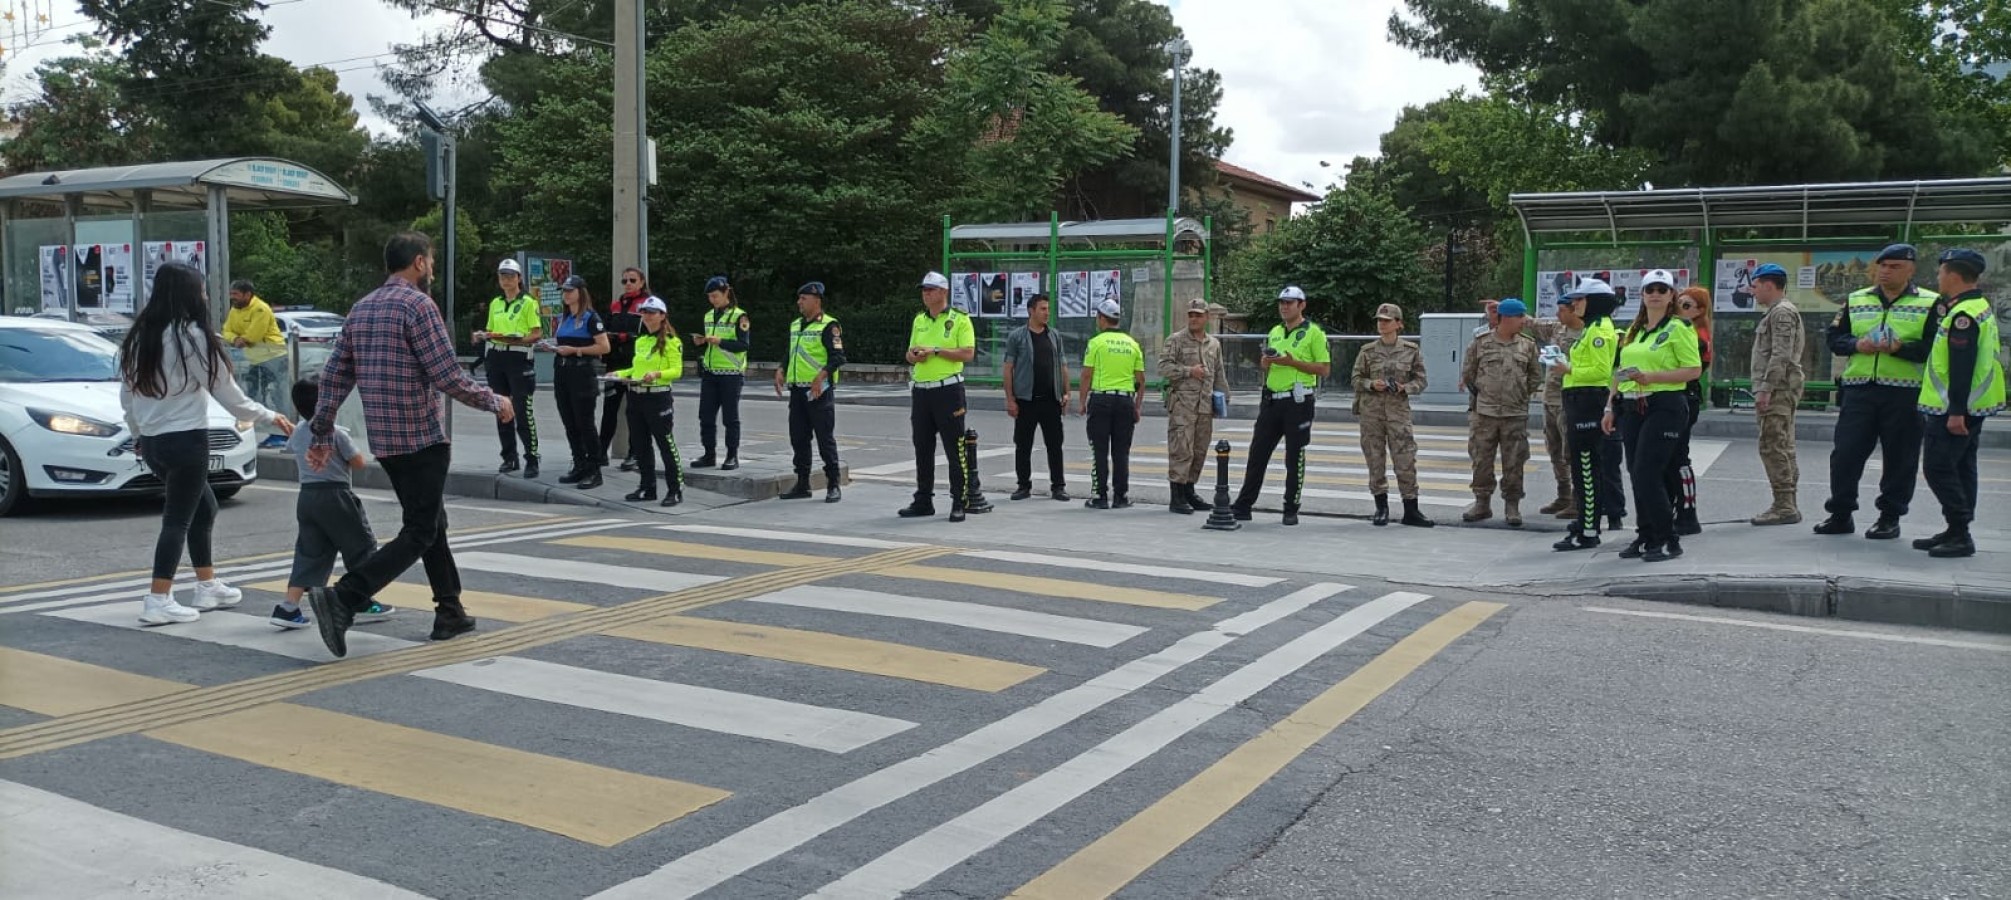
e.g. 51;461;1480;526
1164;38;1191;217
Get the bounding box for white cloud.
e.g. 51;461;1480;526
1167;0;1479;196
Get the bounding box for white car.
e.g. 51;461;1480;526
274;308;344;382
0;317;259;516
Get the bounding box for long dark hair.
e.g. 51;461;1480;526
121;262;230;398
564;283;595;317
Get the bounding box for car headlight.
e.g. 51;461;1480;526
237;420;255;432
28;408;123;437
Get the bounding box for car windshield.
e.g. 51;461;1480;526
287;314;345;329
0;328;121;383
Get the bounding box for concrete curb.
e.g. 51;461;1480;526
1515;573;2011;634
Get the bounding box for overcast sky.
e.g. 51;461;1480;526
2;0;1475;193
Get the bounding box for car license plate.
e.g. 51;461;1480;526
208;455;225;472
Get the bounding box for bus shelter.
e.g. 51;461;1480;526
942;213;1211;387
1510;179;2011;409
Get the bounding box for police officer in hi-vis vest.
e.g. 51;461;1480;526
476;258;543;478
692;275;750;471
1231;286;1331;527
1551;277;1623;551
900;272;977;522
776;281;846;503
1914;249;2005;559
1816;243;1940;540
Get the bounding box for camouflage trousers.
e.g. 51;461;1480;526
1542;399;1571;501
1757;391;1801;497
1468;412;1531;501
1358;398;1419;499
1165;393;1214;484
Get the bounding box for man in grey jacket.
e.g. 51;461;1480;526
1002;293;1072;500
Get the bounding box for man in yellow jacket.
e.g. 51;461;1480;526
223;279;287;441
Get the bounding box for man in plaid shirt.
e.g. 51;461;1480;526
304;231;512;657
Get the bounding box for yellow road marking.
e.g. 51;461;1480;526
0;648;726;846
148;704;726;846
0;544;956;760
608;617;1042;692
550;535;839;568
875;567;1219;611
0;648;192;715
1008;601;1504;899
0;517;582;597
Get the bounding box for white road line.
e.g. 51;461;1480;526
0;780;430;900
851;446;1016;477
1581;606;2011;653
413;657;916;753
746;586;1147;648
586;582;1356;900
453;552;725;593
240;482;560;517
1687;438;1728;476
1;522;637;616
807;590;1433;899
45;605;412;661
957;550;1282;588
657;525;924;549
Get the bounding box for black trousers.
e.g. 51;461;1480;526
1922;415;1984;526
1013;395;1066;490
485;350;539;461
1562;388;1609;536
1667;381;1701;511
789;385;841;481
139;429;218;581
1620;392;1688;546
335;442;459;611
911;383;968;506
1234;394;1315;511
1827;384;1922;517
552;361;600;470
1599;425;1628;519
1085;393;1136;500
289;484;375;588
628;391;682;491
699;372;744;457
598;378;628;463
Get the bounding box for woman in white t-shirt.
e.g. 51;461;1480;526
118;263;293;625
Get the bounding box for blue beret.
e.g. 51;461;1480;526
1938;248;1986;273
1752;263;1789;280
1496;298;1528;317
1875;243;1916;263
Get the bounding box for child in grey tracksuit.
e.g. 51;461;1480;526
272;377;396;629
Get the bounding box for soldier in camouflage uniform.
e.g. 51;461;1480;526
1528;305;1584;517
1352;302;1434;527
1459;299;1546;526
1157;298;1229;514
1747;263;1805;525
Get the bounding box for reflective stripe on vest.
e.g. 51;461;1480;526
1919;297;2007;416
703;306;746;372
788;316;837;384
1841;287;1936;388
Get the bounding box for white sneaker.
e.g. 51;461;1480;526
138;593;200;625
189;579;243;611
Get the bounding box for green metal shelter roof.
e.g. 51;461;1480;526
0;157;356;212
1510;178;2011;239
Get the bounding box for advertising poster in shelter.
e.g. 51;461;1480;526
979;272;1008;318
952;272;982;314
38;245;68;310
1088;269;1122;313
100;243;136;311
1056;271;1090;318
141;241;209;302
70;244;105;309
1537;268;1688;322
1712;251;1873;314
1009;272;1041;318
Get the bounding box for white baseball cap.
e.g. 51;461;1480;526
1095;298;1123;319
497;258;522;275
1277;286;1307;302
1563;277;1614;299
1641;269;1676;289
637;297;668;314
920;271;951;290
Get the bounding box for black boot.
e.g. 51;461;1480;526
1400;498;1435;527
1552;529;1601;552
1169;482;1193;514
558;460;585;484
523;456;539;480
429;603;477;642
1184;484;1208;511
1641;542;1673;563
1618;537;1646;559
1913;528;1957;551
691;454;717;469
898;498;936;518
1371;494;1390;527
1865;515;1901;540
1813;512;1855;535
660;485;683;507
574;468;602;490
826;484;842;503
625;481;657;502
779;476;813;500
720;454;739;471
1282;506;1299;527
498;457;519;474
1929;530;1976;558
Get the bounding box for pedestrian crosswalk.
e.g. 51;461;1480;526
0;518;1501;899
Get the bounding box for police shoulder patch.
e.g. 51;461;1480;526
737;315;750;331
1592;337;1606;348
1954;314;1974;330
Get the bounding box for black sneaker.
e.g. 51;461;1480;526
1865;517;1901;540
1663;536;1684;559
1617;538;1646;559
304;586;353;658
1083;497;1110;510
429;609;477;642
1282;510;1299;526
1552;533;1601;552
1050;487;1071;502
691;455;718;469
1642;543;1673;563
825;485;842;503
897;501;936;518
523;457;539;479
497;458;519;474
619;457;638;473
720;456;739;471
779;480;814;500
1010;487;1033;501
1913;530;1956;551
558;468;584;485
660;490;683;508
575;471;602;490
949;504;967;523
1111;496;1132;509
1929;534;1976;558
1813;514;1854;535
1232;506;1252;521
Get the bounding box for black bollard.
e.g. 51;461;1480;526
963;427;994;513
1203;439;1241;531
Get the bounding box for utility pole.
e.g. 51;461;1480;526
613;0;648;287
1163;38;1192;217
417;101;457;437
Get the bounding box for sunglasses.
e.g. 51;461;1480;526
622;277;641;284
1643;285;1673;294
1678;301;1697;310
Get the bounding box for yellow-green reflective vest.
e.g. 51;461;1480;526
786;315;839;385
1563;318;1618;388
1919;296;2006;416
1840;286;1937;388
701;306;747;373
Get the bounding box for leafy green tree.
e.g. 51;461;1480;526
4;48;160;172
1222;183;1431;333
